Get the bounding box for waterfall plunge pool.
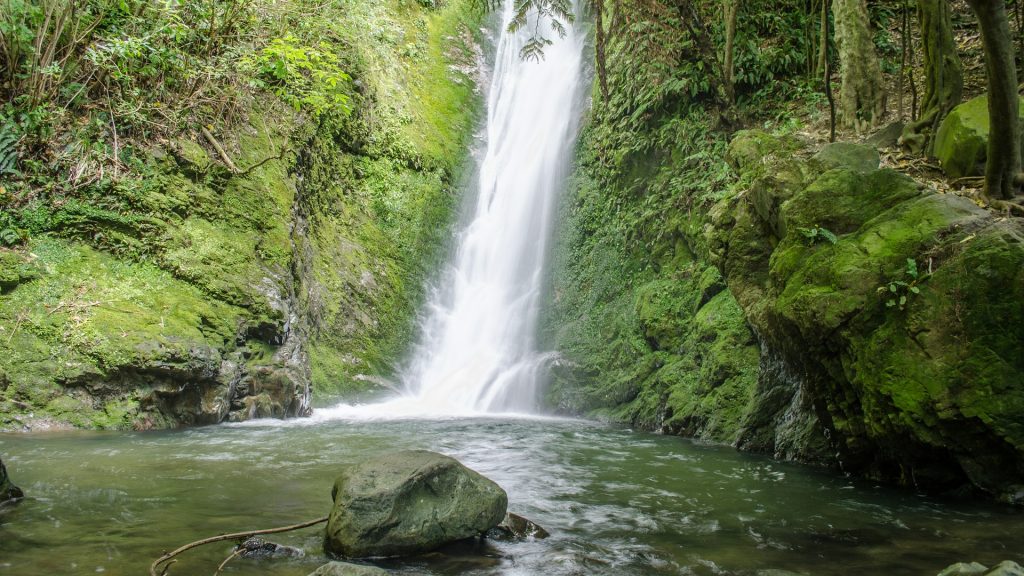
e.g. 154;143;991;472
2;416;1022;575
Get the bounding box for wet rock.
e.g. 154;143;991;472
939;562;1024;576
308;561;389;576
939;563;990;576
235;536;304;559
985;562;1024;576
486;512;550;540
0;457;23;503
325;450;507;558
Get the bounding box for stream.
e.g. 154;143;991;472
2;2;1022;574
2;416;1022;575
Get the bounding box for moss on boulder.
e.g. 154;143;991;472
934;95;1024;179
720;130;1024;501
325;450;507;558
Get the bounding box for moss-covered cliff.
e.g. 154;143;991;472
543;2;1023;502
0;0;484;430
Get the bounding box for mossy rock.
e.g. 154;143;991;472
934;95;1024;179
325;450;507;558
810;142;880;173
722;131;1024;499
0;250;39;293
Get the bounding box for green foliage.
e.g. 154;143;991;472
878;258;924;310
797;224;838;245
507;0;574;60
0;123;20;176
242;34;352;118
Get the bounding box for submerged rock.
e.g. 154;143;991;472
308;561;389;576
235;536;304;559
487;512;550;540
0;457;23;503
939;563;990;576
325;450;507;558
939;562;1024;576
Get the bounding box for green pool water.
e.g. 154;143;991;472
1;416;1021;575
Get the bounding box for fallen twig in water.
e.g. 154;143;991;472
149;515;328;576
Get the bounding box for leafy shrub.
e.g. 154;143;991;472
242;34;352;118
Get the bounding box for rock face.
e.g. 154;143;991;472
1;457;23;503
325;450;507;558
934;95;1024;178
0;0;485;430
713;131;1024;501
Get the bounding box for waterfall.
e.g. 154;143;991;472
320;1;586;418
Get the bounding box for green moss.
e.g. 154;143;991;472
934;95;1024;179
721;130;1024;497
0;237;245;427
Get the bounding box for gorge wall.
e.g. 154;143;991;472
542;4;1023;502
0;0;484;430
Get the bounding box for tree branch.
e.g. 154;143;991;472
149;516;328;576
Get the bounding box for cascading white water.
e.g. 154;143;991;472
320;1;585;418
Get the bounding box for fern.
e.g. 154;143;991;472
0;123;20;176
508;0;574;60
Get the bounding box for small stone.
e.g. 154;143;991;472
487;512;550;540
236;536;304;559
985;561;1024;576
864;121;904;149
938;562;989;576
307;561;389;576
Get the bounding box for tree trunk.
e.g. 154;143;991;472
967;0;1021;200
724;0;738;104
594;0;609;106
902;0;963;155
817;0;829;76
832;0;884;131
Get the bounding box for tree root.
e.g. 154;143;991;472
149;516;328;576
990;199;1024;217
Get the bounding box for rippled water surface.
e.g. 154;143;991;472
1;417;1022;575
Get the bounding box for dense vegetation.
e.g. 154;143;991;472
542;0;1024;501
0;0;485;429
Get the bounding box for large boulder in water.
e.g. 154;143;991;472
1;457;23;503
324;450;507;558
